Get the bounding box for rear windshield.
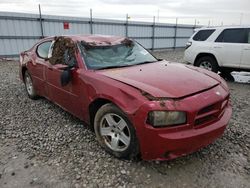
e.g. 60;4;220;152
193;29;215;41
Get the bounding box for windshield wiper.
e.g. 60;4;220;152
95;65;128;70
95;59;163;70
134;60;161;66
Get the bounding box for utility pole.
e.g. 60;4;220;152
152;16;155;50
125;14;129;37
90;9;93;34
193;19;197;33
38;4;44;38
173;17;178;49
240;13;243;25
157;9;159;23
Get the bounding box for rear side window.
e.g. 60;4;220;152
37;41;52;59
248;29;250;43
193;29;215;41
215;28;247;43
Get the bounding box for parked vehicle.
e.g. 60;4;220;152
19;35;232;160
184;26;250;81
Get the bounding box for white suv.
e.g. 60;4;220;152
184;26;250;80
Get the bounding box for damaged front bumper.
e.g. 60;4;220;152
130;84;232;160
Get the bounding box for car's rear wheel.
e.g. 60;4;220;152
94;103;139;159
24;71;38;99
196;56;219;73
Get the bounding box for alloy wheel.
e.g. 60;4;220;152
25;73;33;95
99;113;131;152
199;61;213;71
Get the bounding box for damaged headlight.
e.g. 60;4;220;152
147;111;186;127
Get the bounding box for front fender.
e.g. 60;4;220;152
80;71;147;123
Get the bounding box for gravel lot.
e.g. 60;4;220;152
0;49;250;188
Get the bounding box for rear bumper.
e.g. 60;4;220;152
133;102;232;161
184;49;195;64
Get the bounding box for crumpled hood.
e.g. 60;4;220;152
97;61;220;98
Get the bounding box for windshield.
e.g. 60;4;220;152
79;40;157;70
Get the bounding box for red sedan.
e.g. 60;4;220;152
19;35;232;160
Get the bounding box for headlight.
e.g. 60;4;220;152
147;111;186;127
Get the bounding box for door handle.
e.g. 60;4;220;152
214;46;222;49
244;48;250;50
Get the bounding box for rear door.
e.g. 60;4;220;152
213;28;246;68
27;41;52;97
240;29;250;69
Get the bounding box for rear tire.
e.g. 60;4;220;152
24;71;38;100
196;56;219;73
94;103;139;159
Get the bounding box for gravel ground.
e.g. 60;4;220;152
0;50;250;188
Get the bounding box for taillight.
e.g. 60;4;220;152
185;42;192;49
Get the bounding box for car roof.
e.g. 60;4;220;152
196;25;250;31
42;34;127;46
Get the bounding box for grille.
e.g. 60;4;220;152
194;95;229;126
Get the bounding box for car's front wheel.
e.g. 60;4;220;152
94;103;139;159
24;71;38;99
196;56;219;73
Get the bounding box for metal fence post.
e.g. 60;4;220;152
125;14;128;37
173;17;178;49
90;9;93;34
193;19;196;33
38;4;44;38
151;16;155;51
0;11;198;57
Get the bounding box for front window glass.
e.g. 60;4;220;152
79;40;157;70
49;37;76;65
37;41;52;59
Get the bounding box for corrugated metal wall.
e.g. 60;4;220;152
0;12;195;57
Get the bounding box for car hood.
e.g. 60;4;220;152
97;61;220;99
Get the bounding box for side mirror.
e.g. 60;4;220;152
60;69;71;86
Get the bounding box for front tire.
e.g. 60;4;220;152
94;103;139;159
196;56;219;73
24;71;38;99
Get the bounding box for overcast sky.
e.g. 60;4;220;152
0;0;250;26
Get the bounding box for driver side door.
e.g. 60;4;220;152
44;41;83;119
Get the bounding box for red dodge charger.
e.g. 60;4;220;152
19;35;232;160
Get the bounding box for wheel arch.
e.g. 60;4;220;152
90;97;140;159
21;66;28;80
88;98;115;129
194;53;219;67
